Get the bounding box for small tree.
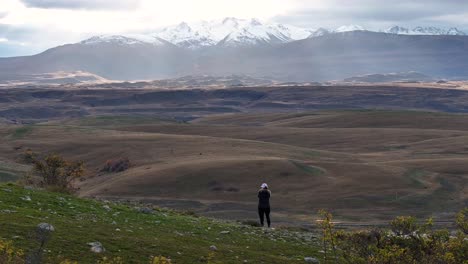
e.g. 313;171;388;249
317;209;339;263
33;154;84;192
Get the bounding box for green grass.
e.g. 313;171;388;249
290;160;324;176
404;169;429;188
10;126;34;139
0;183;320;263
69;116;179;127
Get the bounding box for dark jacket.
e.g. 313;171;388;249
258;189;271;208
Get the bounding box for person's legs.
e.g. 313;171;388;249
258;207;265;226
265;207;271;227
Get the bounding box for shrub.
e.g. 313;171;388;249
0;239;25;264
97;257;124;264
316;209;468;264
33;154;84;192
456;208;468;235
390;216;418;236
21;149;37;164
151;256;171;264
102;158;130;173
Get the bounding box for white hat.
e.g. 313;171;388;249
261;183;268;189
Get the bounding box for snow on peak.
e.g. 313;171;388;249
386;26;410;34
309;28;331;37
384;26;466;36
80;35;145;45
250;18;262;26
334;25;365;33
222;17;241;27
446;27;466;36
153;18;314;49
77;19;467;49
413;26;445;35
79;35;166;46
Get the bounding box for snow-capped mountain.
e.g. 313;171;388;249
309;28;331;37
77;18;467;49
80;35;167;46
385;26;466;36
80;35;146;45
334;25;366;33
153;17;314;49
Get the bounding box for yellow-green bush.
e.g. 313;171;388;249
151;256;172;264
317;208;468;264
0;239;25;264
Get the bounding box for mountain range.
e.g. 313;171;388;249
79;18;467;49
0;18;467;82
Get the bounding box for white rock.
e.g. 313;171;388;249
37;223;55;232
137;207;153;214
304;257;319;263
88;242;105;253
209;245;217;251
21;196;32;201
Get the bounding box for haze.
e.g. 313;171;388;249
1;0;467;56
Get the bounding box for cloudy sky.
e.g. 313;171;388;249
0;0;467;57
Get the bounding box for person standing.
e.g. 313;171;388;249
258;183;271;227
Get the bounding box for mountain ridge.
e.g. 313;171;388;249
78;18;467;49
1;31;467;81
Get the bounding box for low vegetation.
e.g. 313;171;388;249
30;154;84;193
317;210;468;264
0;183;319;263
102;158;131;173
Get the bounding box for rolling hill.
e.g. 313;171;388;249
1;111;466;225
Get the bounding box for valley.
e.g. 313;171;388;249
1;84;467;227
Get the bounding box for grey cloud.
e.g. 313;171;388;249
276;0;468;30
0;24;37;41
20;0;140;10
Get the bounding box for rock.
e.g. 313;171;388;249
2;188;12;192
220;231;230;234
137;207;154;214
37;223;55;232
24;186;35;190
1;210;17;214
102;205;111;211
304;257;319;263
88;242;105;253
209;245;217;251
21;196;32;201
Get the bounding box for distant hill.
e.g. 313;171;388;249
343;72;434;83
0;71;109;86
0;31;467;81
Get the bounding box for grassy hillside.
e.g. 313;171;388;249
0;183;319;263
